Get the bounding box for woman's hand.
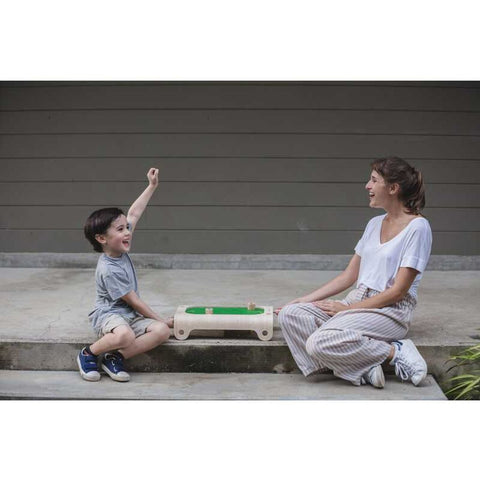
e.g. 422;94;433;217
274;297;308;315
313;300;349;317
147;168;159;188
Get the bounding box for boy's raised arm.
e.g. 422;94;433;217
127;168;159;233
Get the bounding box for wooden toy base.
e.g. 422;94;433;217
173;305;274;341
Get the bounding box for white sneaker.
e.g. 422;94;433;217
360;364;385;388
390;339;427;386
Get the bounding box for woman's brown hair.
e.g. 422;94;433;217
370;156;426;215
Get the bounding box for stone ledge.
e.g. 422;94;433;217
0;338;473;388
1;253;480;270
0;370;447;400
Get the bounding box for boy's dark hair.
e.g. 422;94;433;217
84;207;125;253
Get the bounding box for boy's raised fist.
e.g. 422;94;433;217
148;168;159;187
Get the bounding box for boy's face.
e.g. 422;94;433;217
95;214;131;257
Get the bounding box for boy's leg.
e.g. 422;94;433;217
100;320;169;382
78;316;169;382
78;316;136;382
119;319;170;359
89;324;136;356
88;314;171;357
96;319;169;382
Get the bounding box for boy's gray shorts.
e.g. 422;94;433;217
97;314;155;338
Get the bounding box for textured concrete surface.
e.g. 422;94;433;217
0;268;478;393
0;268;479;346
0;371;446;400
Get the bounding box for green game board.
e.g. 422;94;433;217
185;307;265;315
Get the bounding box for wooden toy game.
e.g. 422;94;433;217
174;303;274;341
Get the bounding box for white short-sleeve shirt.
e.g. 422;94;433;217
354;214;432;298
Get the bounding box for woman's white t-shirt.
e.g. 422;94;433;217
354;214;432;298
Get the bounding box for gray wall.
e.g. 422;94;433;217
1;81;479;254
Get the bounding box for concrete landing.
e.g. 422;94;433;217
1;269;479;388
0;371;446;400
1;268;479;346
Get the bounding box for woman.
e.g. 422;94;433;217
277;156;432;388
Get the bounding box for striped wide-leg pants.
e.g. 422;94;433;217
278;285;416;385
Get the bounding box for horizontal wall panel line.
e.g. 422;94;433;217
0;107;479;115
3;107;480;112
1;229;478;235
3;82;479;88
2;205;480;209
3;132;480;138
1;181;477;186
1;228;366;232
2;132;480;138
2;181;480;187
2;83;479;90
0;204;479;208
3;228;478;233
3;108;480;114
2;155;479;161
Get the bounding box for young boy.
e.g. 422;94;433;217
80;167;172;382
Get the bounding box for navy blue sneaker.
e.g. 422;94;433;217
77;347;101;382
102;352;130;382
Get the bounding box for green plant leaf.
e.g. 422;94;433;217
455;378;480;400
446;342;480;399
446;377;480;400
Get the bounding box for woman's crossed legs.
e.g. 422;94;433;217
279;302;408;385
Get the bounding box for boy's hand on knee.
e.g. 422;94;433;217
161;316;174;328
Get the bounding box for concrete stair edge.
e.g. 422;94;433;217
0;339;469;389
0;370;447;400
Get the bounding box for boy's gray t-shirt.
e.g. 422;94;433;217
89;253;139;332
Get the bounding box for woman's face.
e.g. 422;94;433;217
365;170;390;209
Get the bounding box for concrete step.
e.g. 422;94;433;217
0;333;298;374
0;335;466;387
0;370;447;400
1;269;479;387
